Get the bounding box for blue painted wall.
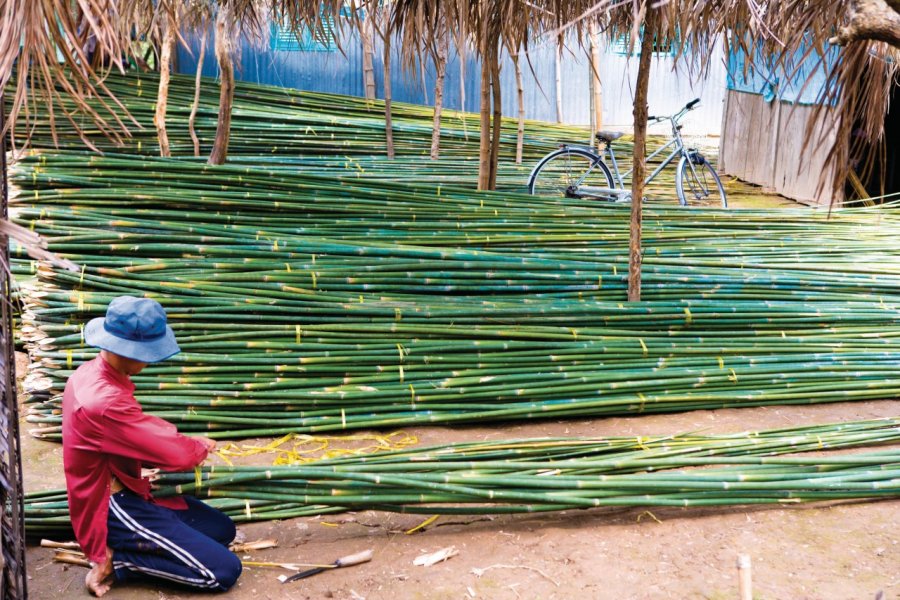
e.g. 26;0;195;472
176;23;726;135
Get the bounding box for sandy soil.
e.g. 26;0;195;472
17;343;898;600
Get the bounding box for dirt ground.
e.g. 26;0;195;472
17;342;899;600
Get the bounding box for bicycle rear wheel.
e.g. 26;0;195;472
675;154;728;208
528;148;615;199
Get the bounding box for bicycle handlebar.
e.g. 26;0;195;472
648;98;700;124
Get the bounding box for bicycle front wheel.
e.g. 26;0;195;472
675;155;728;208
528;148;615;199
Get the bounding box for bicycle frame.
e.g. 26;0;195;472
605;113;691;189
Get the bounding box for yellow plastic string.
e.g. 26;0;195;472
729;369;738;382
399;364;405;382
683;307;692;325
613;265;618;275
638;338;648;356
597;274;602;288
569;328;578;340
285;263;291;273
66;349;72;369
635;435;649;450
215;431;418;466
311;271;317;289
359;295;364;303
79;264;86;286
77;292;85;312
637;393;647;413
395;308;402;321
409;383;415;403
405;515;439;535
717;357;725;369
341;408;347;429
245;500;252;519
273;240;279;251
194;466;202;492
295;325;302;345
80;324;84;347
397;343;405;362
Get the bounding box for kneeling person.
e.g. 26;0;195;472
62;296;242;596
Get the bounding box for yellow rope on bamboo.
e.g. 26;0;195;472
215;431;418;466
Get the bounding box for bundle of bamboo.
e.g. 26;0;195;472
23;417;900;536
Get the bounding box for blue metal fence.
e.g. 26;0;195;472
176;23;726;134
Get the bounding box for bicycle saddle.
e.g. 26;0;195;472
595;130;625;143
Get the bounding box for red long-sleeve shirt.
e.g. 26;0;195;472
62;356;208;563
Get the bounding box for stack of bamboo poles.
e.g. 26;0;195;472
22;417;900;536
5;71;583;162
11;152;900;439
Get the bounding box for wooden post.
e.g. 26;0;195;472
477;9;492;190
189;32;207;157
514;52;525;164
628;3;655;302
555;33;564;123
209;6;235;165
489;44;502;189
155;1;177;157
430;33;449;160
360;10;377;101
382;17;395;159
589;19;603;138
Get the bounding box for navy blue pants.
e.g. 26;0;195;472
107;491;242;592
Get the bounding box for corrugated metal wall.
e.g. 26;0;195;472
176;26;726;135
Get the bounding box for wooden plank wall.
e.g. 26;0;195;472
719;90;844;206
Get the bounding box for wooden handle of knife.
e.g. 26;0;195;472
335;549;373;568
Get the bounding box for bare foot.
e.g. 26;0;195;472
85;547;114;597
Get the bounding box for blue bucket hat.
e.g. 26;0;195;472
84;296;180;363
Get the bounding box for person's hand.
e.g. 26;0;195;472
85;547;114;597
141;467;161;490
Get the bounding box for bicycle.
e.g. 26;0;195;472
528;98;727;207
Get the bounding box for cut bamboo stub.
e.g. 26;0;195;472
737;554;752;600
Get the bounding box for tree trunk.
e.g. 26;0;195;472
555;33;564;123
430;33;449;160
360;11;376;101
589;19;603;140
489;45;502;189
628;6;655;302
189;32;207;157
155;3;177;157
209;7;234;165
383;24;395;159
513;52;524;164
